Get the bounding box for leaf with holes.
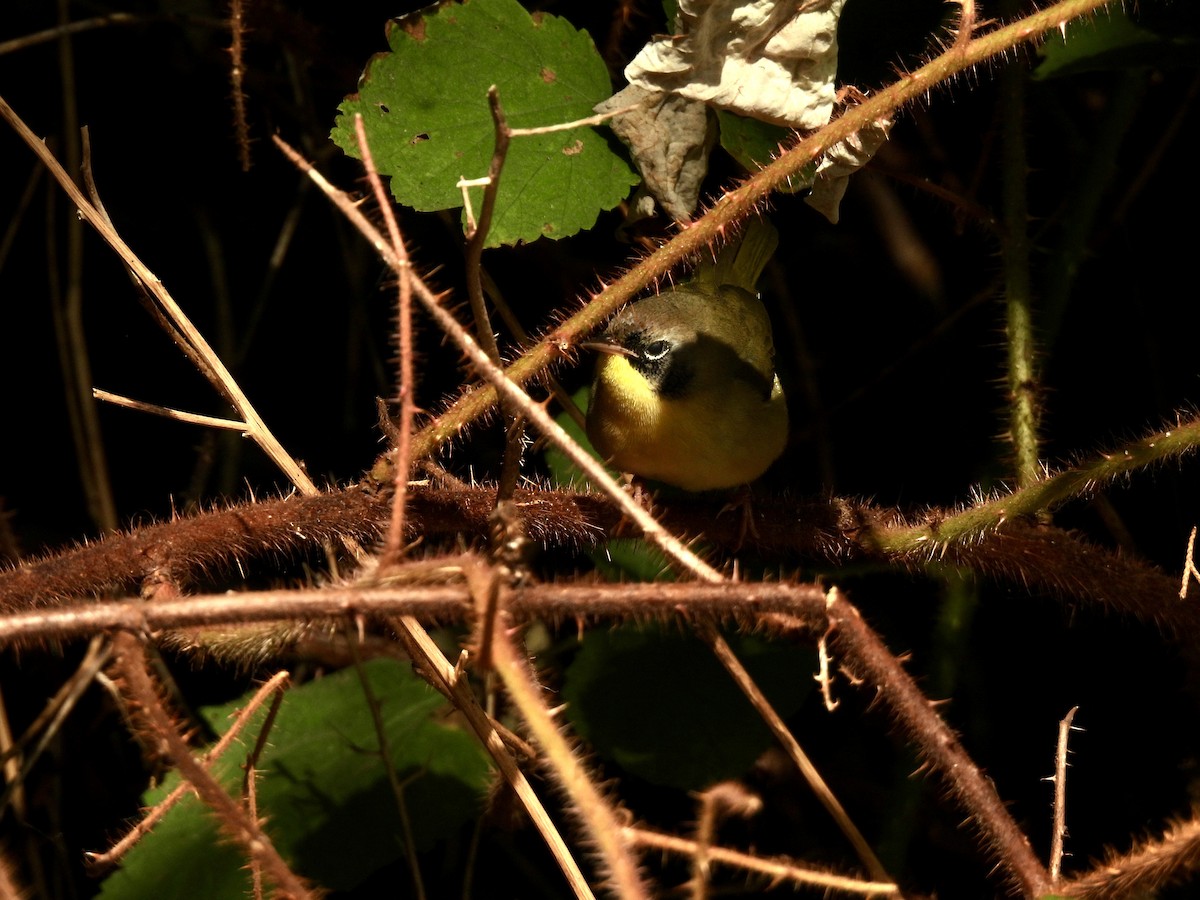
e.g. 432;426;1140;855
332;0;639;247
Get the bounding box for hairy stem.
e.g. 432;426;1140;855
110;633;311;897
387;0;1114;465
353;114;416;564
870;413;1200;553
698;620;892;884
1000;63;1041;491
823;595;1051;897
491;616;650;899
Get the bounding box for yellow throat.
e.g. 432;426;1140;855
585;221;788;491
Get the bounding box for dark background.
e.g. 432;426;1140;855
2;1;1199;897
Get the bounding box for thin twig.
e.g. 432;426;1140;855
507;104;640;138
54;6;117;532
0;161;43;273
463;87;525;504
697;619;891;883
110;633;311;896
89;670;290;870
821;593;1052;896
228;0;251;171
628;827;899;895
1180;526;1198;600
816;613;840;713
352;113;416;564
242;676;286;900
0;13;144;56
461;86;508;363
346;626;427;900
80;128;217;385
0;91;318;496
491;609;649;898
1000;60;1041;491
687;783;762;900
274;135;721;583
1049;706;1079;881
92;389;248;430
388;615;596;900
480;90;528;508
0;687;24;820
0;636;111;815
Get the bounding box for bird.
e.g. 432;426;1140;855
584;220;788;492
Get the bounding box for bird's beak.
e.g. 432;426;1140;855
581;340;636;359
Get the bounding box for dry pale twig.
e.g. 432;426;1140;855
1050;705;1080;881
0;91;317;497
0;636;111;816
699;618;891;883
241;676;288;900
351;113;416;564
1180;526;1198;600
91;389;248;431
388;615;596;900
816;588;840;712
629;827;899;896
687;783;763;900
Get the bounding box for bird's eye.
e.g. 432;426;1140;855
644;340;671;361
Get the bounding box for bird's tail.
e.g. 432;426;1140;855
695;218;779;292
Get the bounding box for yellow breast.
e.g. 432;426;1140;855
587;354;787;492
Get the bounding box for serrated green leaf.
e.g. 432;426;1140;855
332;0;638;247
562;625;814;790
99;659;491;898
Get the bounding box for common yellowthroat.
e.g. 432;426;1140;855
585;220;788;491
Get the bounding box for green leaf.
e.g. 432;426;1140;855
1034;9;1197;80
562;625;814;791
716;110;813;193
99;659;491;897
544;386;603;491
332;0;639;247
